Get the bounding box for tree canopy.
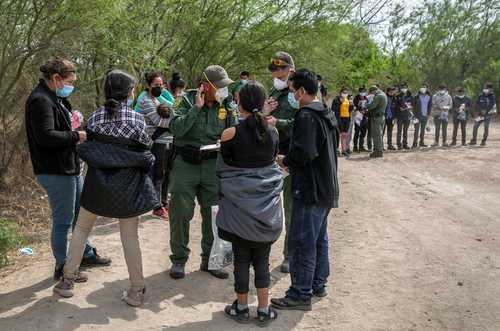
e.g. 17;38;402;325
0;0;498;184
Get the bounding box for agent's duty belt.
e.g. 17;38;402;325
176;145;218;164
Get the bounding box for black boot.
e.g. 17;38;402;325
80;248;112;268
370;151;383;158
271;296;312;311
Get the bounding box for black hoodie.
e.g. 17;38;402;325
283;101;339;208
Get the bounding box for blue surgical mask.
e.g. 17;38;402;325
240;79;248;85
56;85;74;98
127;97;134;108
288;92;300;109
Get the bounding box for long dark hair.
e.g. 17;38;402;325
144;71;162;89
40;58;76;80
169;72;186;91
239;81;269;143
103;70;136;115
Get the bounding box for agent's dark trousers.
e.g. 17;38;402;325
396;119;410;148
413;117;428;146
434;117;448;144
286;196;330;301
452;119;467;144
471;117;491;143
366;117;373;150
233;242;272;294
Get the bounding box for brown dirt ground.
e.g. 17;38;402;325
1;122;500;331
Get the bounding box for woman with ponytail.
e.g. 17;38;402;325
53;70;160;307
217;81;283;326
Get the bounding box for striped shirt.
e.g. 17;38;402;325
87;104;150;146
135;91;173;145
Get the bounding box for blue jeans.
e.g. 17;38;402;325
472;117;491;143
286;195;331;301
37;175;94;267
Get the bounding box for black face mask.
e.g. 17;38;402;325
151;86;162;98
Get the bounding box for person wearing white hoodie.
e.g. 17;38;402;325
431;84;453;147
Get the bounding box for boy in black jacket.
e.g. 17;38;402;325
451;87;472;146
272;69;339;312
395;83;413;150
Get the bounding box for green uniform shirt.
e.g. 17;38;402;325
269;87;295;143
367;91;388;117
170;89;237;148
229;80;244;95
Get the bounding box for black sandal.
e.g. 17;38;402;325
224;300;250;324
257;307;278;328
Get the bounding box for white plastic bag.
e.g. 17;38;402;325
208;206;233;270
354;111;363;126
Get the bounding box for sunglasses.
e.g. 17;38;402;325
270;58;289;67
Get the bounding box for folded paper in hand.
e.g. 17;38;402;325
200;143;220;152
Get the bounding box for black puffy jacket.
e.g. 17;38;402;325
78;131;161;218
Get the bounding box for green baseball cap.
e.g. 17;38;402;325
268;51;295;71
202;65;233;88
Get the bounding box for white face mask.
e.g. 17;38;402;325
273;77;288;91
215;86;229;103
401;88;408;94
483;89;490;94
359;92;366;97
419;88;427;94
341;93;348;99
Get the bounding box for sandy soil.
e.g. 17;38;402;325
1;123;500;331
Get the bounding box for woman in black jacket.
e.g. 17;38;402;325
53;70;160;307
25;59;110;281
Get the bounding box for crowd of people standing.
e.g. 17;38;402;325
23;49;498;327
332;82;497;159
25;52;339;327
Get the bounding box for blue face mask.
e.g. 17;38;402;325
126;97;134;108
56;85;74;98
288;92;300;109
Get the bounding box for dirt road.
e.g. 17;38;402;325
1;125;500;331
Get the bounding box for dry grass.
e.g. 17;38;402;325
0;171;51;242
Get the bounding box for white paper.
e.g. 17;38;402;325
200;143;220;152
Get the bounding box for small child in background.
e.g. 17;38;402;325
71;110;84;131
71;110;86;177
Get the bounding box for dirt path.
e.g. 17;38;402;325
1;125;500;331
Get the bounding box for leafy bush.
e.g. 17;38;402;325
0;218;24;266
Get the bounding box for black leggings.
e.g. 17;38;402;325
151;143;175;207
233;242;271;294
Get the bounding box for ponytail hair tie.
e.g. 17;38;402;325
252;108;259;113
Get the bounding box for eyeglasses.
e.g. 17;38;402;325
270;58;289;67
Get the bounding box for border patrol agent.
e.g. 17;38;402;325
168;65;237;280
266;51;296;273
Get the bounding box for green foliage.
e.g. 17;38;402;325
0;0;498;184
0;218;25;266
389;0;500;96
